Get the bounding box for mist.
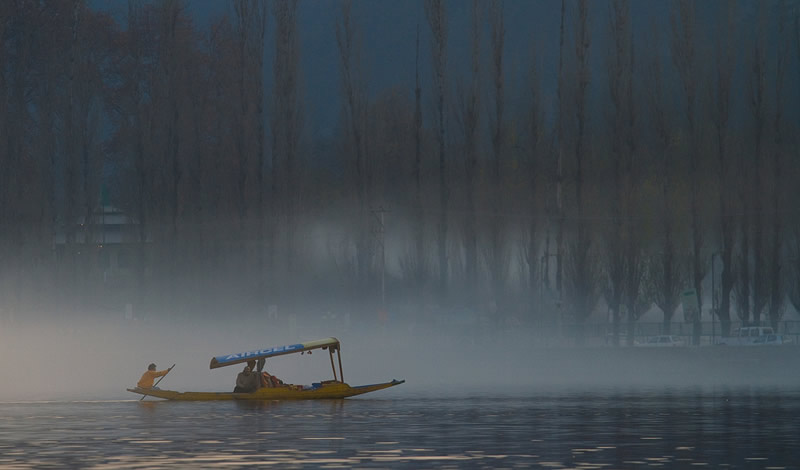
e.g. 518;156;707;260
1;0;800;404
3;310;799;402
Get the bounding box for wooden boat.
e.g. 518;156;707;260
127;337;404;401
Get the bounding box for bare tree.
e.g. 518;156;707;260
487;0;509;309
39;4;76;295
621;1;646;346
271;0;302;292
767;3;791;329
233;0;268;296
796;8;800;93
623;255;648;346
0;5;8;249
565;236;602;343
337;0;371;291
149;0;189;316
604;0;643;345
671;0;705;344
204;17;239;313
77;8;110;293
182;31;212;314
425;0;449;295
734;149;752;325
709;0;736;336
252;1;268;301
122;0;155;316
566;0;600;342
749;3;768;326
523;32;545;321
573;0;590;217
457;0;480;301
790;231;800;316
406;25;429;293
554;0;567;307
64;0;81;294
646;27;684;335
233;0;252;224
603;0;631;345
0;5;9;283
1;2;34;316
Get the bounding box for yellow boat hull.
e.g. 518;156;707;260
127;380;404;401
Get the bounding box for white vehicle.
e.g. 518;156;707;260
717;327;784;346
636;335;684;347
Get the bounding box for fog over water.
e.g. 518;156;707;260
2;313;799;402
3;310;799;469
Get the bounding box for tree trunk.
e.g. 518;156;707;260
426;0;448;297
413;26;425;292
489;0;506;310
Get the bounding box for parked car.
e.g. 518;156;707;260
716;327;785;346
636;335;685;347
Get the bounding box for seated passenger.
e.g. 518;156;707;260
233;365;259;393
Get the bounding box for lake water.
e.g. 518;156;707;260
1;388;798;469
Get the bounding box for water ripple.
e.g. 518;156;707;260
0;390;797;469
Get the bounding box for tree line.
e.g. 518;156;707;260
0;0;799;341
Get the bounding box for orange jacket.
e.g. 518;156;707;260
138;369;169;388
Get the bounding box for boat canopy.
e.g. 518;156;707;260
209;337;340;369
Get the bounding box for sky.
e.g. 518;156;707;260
91;0;798;141
91;0;657;137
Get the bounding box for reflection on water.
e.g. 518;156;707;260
1;389;798;469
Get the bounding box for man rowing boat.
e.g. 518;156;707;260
138;363;172;389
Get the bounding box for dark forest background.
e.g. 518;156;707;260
0;0;799;344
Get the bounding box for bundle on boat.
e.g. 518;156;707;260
127;337;404;401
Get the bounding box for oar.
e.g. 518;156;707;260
140;364;175;401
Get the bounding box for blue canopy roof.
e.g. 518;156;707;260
209;337;340;369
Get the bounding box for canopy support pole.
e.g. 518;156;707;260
329;349;338;381
337;348;344;383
